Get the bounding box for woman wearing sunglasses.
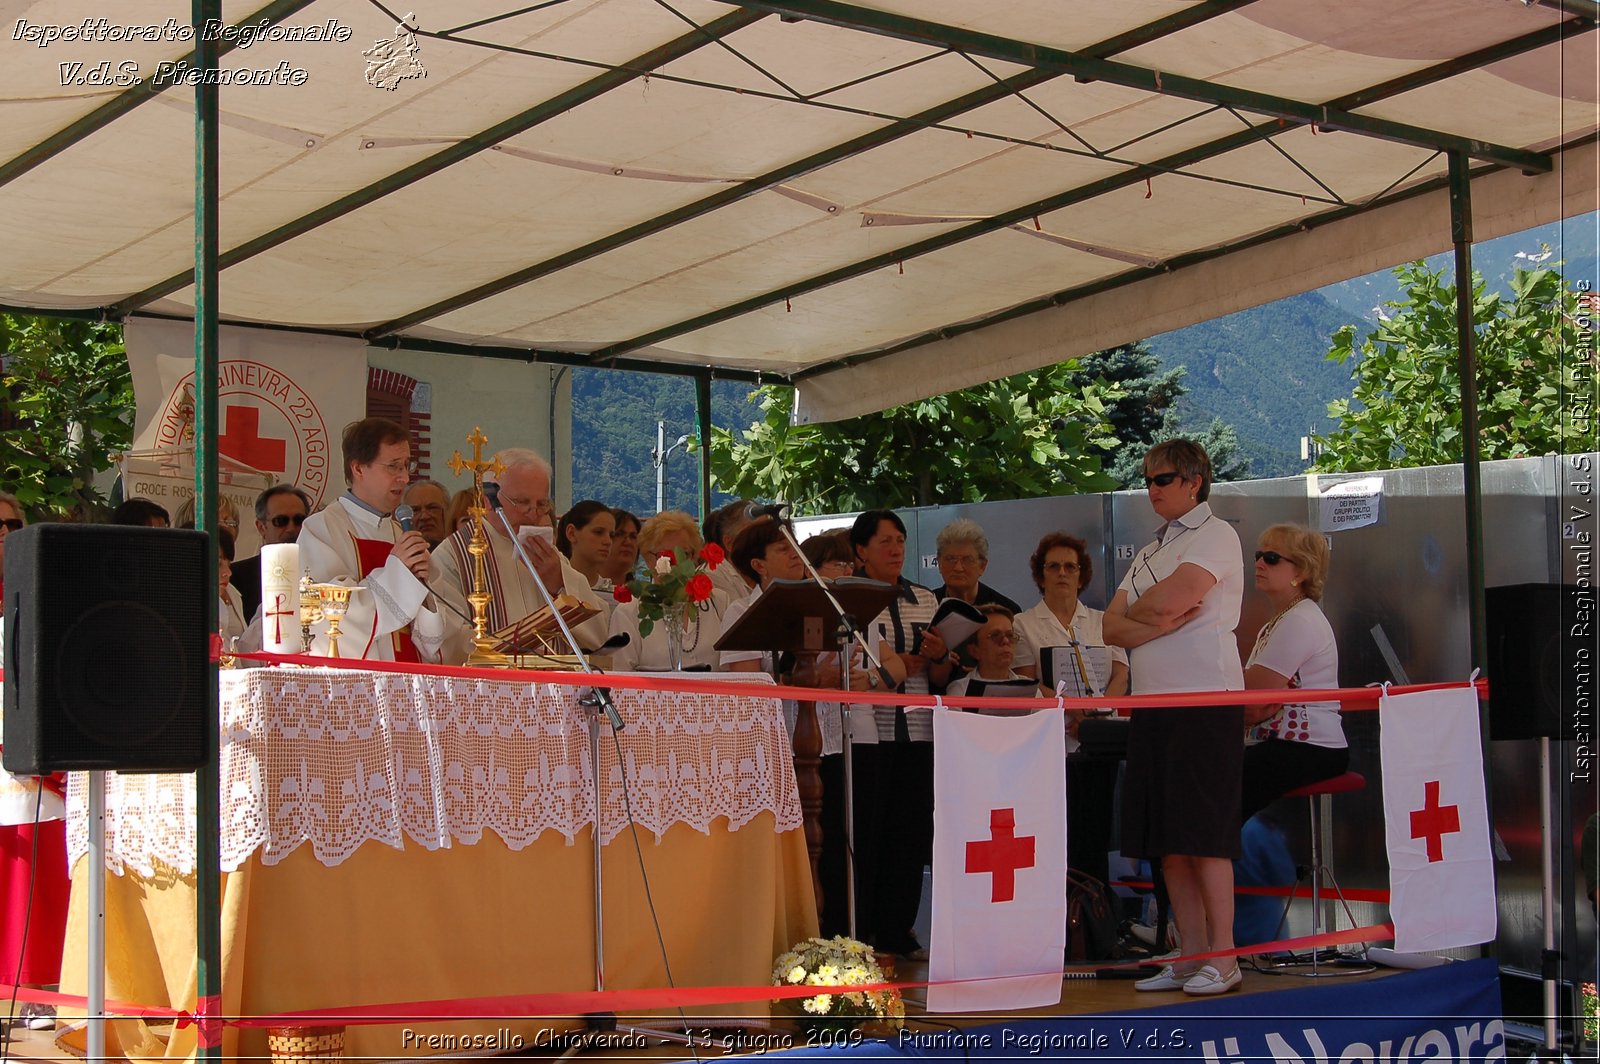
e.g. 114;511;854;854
1103;439;1245;997
1241;525;1346;820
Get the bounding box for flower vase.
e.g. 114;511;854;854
664;611;686;671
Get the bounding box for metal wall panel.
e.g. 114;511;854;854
796;455;1585;976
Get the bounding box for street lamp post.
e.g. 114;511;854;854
652;419;692;514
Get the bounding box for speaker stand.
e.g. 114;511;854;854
88;770;106;1062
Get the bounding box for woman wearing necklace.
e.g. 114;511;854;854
1104;439;1246;997
1241;524;1347;821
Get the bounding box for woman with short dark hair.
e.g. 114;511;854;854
1104;439;1246;997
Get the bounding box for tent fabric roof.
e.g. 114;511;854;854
1;0;1594;420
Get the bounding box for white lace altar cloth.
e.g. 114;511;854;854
67;668;799;875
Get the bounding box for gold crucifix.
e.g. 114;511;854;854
448;428;509;664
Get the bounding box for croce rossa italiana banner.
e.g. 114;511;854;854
126;319;367;556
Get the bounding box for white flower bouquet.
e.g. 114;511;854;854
771;935;904;1033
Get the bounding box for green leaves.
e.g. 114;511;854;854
1;314;134;519
1313;253;1595;472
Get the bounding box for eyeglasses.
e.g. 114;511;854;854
819;560;855;574
1143;471;1183;488
502;494;554;516
375;458;419;476
0;518;21;532
268;513;308;529
983;631;1017;644
939;554;981;567
1042;561;1079;574
1255;550;1287;565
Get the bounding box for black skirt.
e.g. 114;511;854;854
1119;703;1244;860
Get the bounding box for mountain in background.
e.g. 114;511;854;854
570;216;1596;514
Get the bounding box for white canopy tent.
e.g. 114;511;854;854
0;0;1594;421
4;4;1594;1057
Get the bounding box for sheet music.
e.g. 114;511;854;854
1041;643;1112;698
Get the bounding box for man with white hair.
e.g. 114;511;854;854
432;448;609;665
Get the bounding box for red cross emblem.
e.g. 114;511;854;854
217;404;288;473
965;807;1035;903
1409;779;1461;863
265;593;295;645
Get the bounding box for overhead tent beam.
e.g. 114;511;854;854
587;19;1576;365
114;7;768;316
723;0;1552;173
0;0;319;190
363;0;1257;340
363;69;1061;340
786;160;1470;380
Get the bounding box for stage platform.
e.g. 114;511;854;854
2;956;1505;1062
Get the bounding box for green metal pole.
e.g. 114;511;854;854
696;373;713;522
192;0;223;1059
1448;154;1489;678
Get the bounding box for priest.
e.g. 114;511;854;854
432;447;609;665
298;417;445;662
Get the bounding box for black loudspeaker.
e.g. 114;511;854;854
1486;582;1587;742
3;523;210;773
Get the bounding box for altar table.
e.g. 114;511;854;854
60;668;817;1061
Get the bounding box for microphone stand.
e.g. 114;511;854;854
774;519;894;941
483;489;705;1054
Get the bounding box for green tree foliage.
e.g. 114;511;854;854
710;361;1125;515
0;315;133;519
1313;256;1594;471
1105;411;1248;488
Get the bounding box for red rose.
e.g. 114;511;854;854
659;549;677;566
699;543;725;570
685;573;714;603
612;584;633;603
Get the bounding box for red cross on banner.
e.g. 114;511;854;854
1408;779;1461;863
964;807;1035;903
217;404;288;473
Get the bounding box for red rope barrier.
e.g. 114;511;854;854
230;650;1486;715
3;924;1397;1030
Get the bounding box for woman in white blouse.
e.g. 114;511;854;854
1104;439;1246;997
607;510;728;670
1242;523;1347;821
1014;531;1130;703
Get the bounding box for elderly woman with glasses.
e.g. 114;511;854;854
932;518;1020;612
1014;532;1128;700
1241;523;1346;821
1103;438;1246;998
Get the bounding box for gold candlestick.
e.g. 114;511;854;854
311;583;360;659
448;427;510;667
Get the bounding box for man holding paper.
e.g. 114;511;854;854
298;417;445;662
431;447;608;665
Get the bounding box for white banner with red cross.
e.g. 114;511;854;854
927;706;1066;1014
125;319;367;555
1379;685;1497;952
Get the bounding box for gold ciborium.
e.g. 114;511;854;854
310;583;362;659
298;571;323;655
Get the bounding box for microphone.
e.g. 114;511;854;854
482;481;501;510
395;504;415;533
746;501;790;521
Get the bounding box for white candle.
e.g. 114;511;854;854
259;543;300;654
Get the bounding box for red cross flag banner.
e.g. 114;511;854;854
1379;685;1496;952
126;319;367;555
927;706;1066;1014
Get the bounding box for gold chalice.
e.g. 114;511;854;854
310;583;362;659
